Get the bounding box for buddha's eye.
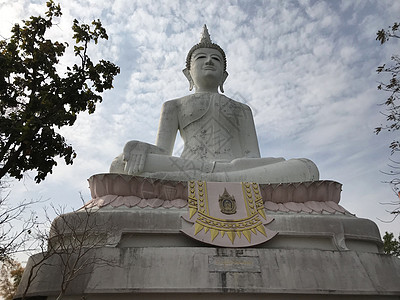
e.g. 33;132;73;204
212;56;221;62
194;55;206;60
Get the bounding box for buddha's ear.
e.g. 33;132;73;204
219;71;229;93
182;68;194;91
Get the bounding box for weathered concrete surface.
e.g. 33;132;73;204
15;247;400;299
14;181;399;299
46;208;383;252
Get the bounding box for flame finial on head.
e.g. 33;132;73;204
200;24;212;44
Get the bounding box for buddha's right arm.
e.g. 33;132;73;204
122;141;168;174
118;101;178;175
125;100;179;163
155;100;179;155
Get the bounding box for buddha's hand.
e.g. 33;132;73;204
123;141;150;174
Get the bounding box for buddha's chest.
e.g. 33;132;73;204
178;94;246;160
178;94;245;130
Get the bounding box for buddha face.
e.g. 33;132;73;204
189;48;225;92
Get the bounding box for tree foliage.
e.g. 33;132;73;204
0;259;24;300
382;231;400;257
375;22;400;153
376;22;400;217
0;0;120;183
376;22;400;45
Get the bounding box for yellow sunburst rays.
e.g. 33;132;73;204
188;181;197;219
194;214;267;245
252;182;266;220
197;181;209;215
242;182;258;217
194;222;267;244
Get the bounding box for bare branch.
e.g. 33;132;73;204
17;196;117;299
0;189;44;261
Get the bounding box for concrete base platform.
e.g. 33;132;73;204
15;208;400;299
14;177;400;299
16;246;400;299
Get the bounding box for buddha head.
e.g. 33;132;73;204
183;25;229;93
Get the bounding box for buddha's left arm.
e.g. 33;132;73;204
240;105;261;158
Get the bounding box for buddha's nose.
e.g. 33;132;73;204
205;57;214;65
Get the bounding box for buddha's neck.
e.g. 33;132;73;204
194;87;219;93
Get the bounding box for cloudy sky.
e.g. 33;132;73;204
1;0;400;240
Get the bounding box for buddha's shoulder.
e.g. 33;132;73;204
162;95;191;106
220;94;252;111
162;94;251;111
162;94;204;111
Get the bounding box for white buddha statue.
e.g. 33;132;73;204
110;25;319;184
